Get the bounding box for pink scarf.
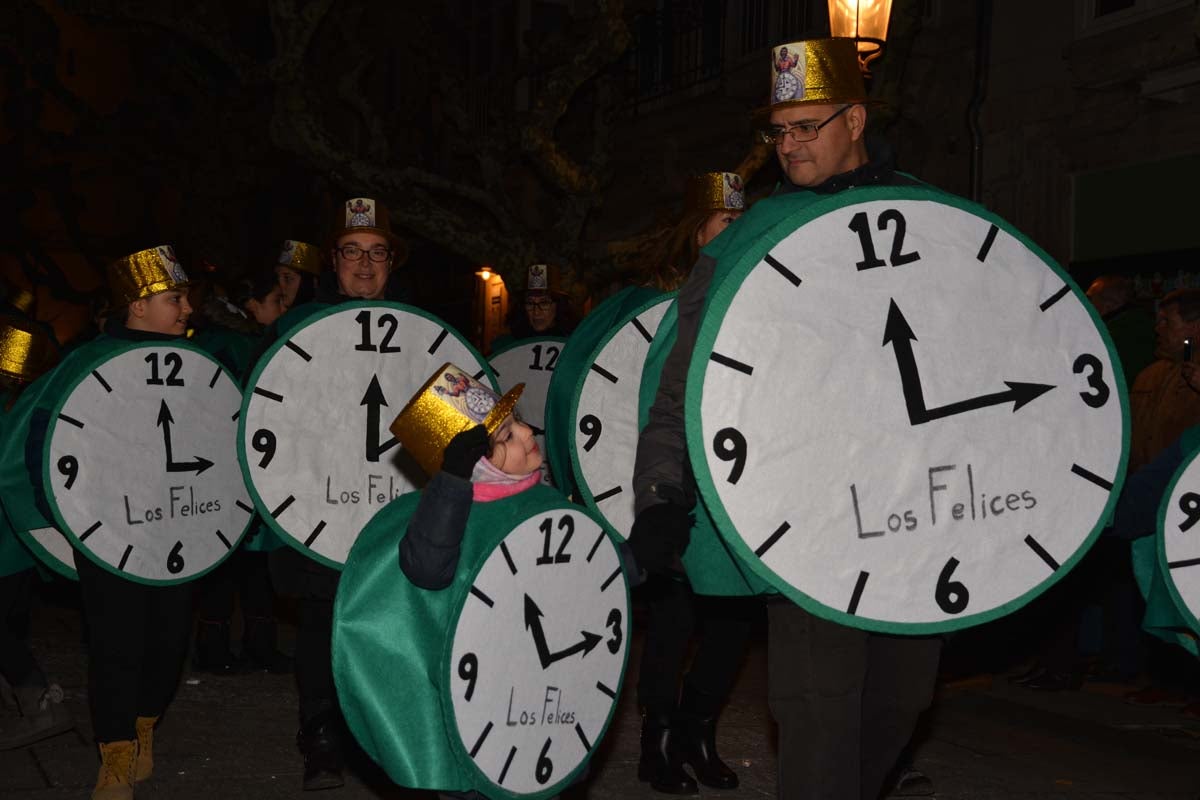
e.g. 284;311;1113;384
470;457;541;502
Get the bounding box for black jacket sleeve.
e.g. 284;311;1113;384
398;471;474;590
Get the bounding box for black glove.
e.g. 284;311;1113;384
627;502;692;575
441;425;490;479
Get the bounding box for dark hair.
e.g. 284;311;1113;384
230;270;282;308
505;292;578;338
639;208;723;291
1160;289;1200;322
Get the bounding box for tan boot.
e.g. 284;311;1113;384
134;716;158;782
92;739;137;800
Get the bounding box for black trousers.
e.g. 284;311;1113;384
0;569;41;687
636;575;758;714
74;551;192;743
195;549;275;622
767;602;941;800
271;547;339;725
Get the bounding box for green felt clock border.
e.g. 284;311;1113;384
1154;438;1200;644
685;184;1131;634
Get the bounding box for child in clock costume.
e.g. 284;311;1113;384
4;247;206;800
333;363;632;799
0;315;74;750
631;39;943;800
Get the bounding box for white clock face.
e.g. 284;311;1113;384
571;298;672;539
489;338;565;486
449;508;629;796
690;191;1127;632
17;527;77;580
1159;448;1200;632
240;303;493;567
46;344;252;585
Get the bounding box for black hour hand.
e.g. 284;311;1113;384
524;594;555;669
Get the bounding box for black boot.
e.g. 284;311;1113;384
297;711;344;791
678;685;738;789
243;616;293;674
193;620;246;675
638;711;698;795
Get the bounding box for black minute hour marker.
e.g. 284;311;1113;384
764;253;802;287
631;316;653;343
91;370;112;392
755;522;792;557
1168;557;1200;570
847;570;870;615
976;224;999;262
253;387;284;403
285;341;312;362
304;521;327;547
469;721;493;758
236;500;254;514
80;521;102;541
1039;285;1070;312
208;366;222;388
470;586;494;608
214;529;232;550
428;328;449;355
231;410;240;421
575;722;592;752
592;485;623;503
500;542;518;575
586;530;605;562
498;745;517;783
601;567;622;592
118;545;133;571
590;363;619;384
709;352;754;375
271;495;296;518
58;413;85;429
472;368;487;380
1023;535;1059;571
1070;464;1113;491
596;681;616;699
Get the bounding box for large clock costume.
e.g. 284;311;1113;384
685;185;1127;634
239;301;494;568
488;337;565;485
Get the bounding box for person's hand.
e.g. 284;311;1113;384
627;502;692;574
1183;362;1200;394
442;425;489;478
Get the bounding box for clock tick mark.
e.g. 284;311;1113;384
472;368;487;380
1169;556;1200;570
764;254;802;287
80;521;102;542
271;495;295;518
847;571;870;615
117;545;133;572
91;370;112;393
236;500;254;514
1070;464;1113;491
214;529;232;550
976;224;999;262
631;316;653;343
500;542;518;575
586;530;606;563
755;522;792;557
710;352;754;375
592;485;623;503
590;363;619;384
600;567;621;592
230;410;240;421
208;366;222;388
596;681;616;699
469;721;493;758
284;341;312;362
253;387;284;403
58;413;85;429
575;722;592;752
470;585;495;608
498;745;517;784
304;521;327;547
427;328;449;355
1023;535;1059;571
1039;285;1070;312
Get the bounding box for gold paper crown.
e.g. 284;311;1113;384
683;172;746;214
526;263;565;295
389;362;524;476
107;245;190;308
330;197;409;264
0;315;58;383
277;240;322;276
765;38;868;111
3;284;35;315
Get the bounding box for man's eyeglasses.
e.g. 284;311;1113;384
757;104;852;146
335;245;392;262
525;298;555;310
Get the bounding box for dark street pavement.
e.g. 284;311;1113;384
2;592;1199;799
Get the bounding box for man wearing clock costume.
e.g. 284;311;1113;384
267;196;410;791
631;39;942;799
1;247;201;799
0;315;74;751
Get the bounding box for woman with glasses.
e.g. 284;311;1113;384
503;264;578;341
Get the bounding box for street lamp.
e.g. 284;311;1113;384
476;267;493;281
827;0;893;75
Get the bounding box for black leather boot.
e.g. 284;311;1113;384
638;711;698;795
297;712;345;791
678;686;738;789
243;616;293;674
193;620;246;675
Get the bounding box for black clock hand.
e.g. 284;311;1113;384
883;299;1054;425
523;594;555;669
545;630;603;665
156;400;214;475
360;375;399;462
